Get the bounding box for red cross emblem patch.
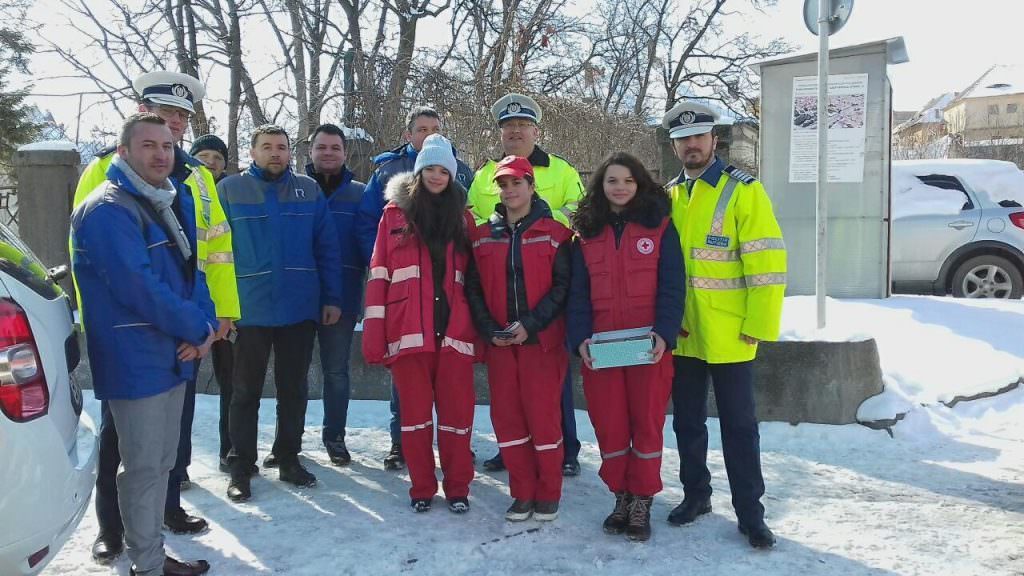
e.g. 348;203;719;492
636;237;655;255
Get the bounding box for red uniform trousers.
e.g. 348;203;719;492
486;344;566;503
390;351;475;500
582;353;673;496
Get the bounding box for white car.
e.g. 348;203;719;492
0;224;97;575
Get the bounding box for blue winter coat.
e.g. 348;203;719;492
354;143;475;264
305;163;367;318
71;162;217;400
217;165;343;327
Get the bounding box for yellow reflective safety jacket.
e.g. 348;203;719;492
73;148;240;320
668;158;786;363
468;146;583;227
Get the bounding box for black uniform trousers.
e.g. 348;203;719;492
671;355;766;527
228;321;316;473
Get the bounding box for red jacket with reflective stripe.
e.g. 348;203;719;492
579;218;670;332
362;202;477;366
469;214;572;352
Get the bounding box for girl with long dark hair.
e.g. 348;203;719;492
567;152;685;541
363;134;477;514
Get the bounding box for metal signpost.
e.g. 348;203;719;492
803;0;853;328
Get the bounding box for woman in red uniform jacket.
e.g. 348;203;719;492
363;134;477;514
566;152;685;541
465;156;572;522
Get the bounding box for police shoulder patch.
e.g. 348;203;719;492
724;165;756;185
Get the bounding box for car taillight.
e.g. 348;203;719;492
1010;212;1024;230
0;299;48;422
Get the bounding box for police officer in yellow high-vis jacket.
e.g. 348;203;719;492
662;101;785;550
468;93;586;476
73;70;239;567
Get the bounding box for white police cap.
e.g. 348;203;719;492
662;101;719;139
491;93;542;126
133;70;205;115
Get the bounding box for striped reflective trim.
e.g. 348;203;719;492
364;305;385;320
441;336;474;356
112;322;151;328
710;179;739;236
147;240;170;249
401;419;433;432
387;333;424;356
631;448;662;460
391;265;421;283
601;447;630;460
534;438;564;451
237;270;272;278
198;260;206;272
522;235;551;245
207;251;234;264
206;221;231;240
689;276;746;290
745;272;787;287
559;204;576;219
438;424;472;435
454;270;465;284
523;234;562;249
472;237;510;248
691;248;740;262
369;267;390;281
498;435;532;448
740;237;786;254
189;167;214;226
196;228;207;241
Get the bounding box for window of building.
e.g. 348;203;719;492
988;104;1000;115
1008;103;1019;114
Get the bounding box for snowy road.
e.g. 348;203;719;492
43;388;1024;576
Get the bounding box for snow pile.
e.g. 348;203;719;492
893;159;1024;208
781;295;1024;420
890;168;966;219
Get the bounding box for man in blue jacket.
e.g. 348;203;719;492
354;105;474;470
72;113;216;576
306;123;366;465
217;125;343;502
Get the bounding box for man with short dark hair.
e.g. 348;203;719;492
218;124;343;502
354;105;474;470
74;71;238;565
306;123;367;465
72;113;215;576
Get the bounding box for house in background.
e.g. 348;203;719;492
944;65;1024;162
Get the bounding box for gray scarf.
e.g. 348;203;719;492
112;154;193;262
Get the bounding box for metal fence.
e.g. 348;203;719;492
0;186;17;236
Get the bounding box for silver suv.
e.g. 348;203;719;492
892;160;1024;299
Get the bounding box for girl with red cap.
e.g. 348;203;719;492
363;134;477;514
466;155;573;522
566;152;685;541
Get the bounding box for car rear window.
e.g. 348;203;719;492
0;223;62;300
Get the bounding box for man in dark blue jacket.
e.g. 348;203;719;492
306;123;366;465
72;113;216;576
354;106;474;470
217;125;343;502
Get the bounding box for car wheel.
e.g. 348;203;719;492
951;255;1024;299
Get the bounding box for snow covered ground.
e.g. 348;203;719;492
42;295;1024;575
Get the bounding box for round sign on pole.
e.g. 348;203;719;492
803;0;854;36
